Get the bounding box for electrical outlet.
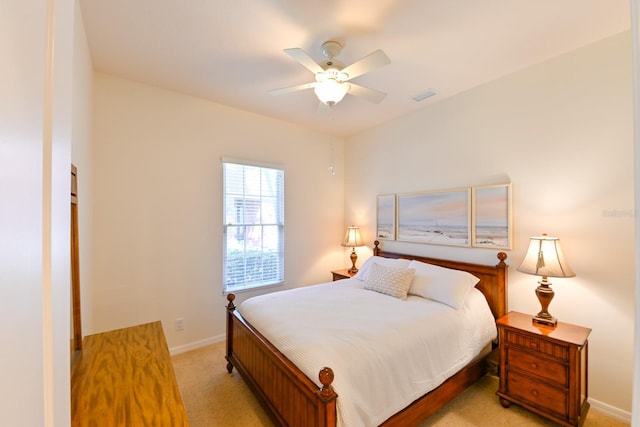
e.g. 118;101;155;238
175;318;185;331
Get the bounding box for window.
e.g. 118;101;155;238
223;160;284;293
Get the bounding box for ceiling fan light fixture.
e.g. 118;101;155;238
314;79;348;105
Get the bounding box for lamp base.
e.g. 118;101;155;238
533;279;557;327
348;248;358;273
533;313;557;326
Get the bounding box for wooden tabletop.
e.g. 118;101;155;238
496;311;591;346
71;321;189;426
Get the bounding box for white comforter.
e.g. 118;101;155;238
238;278;496;427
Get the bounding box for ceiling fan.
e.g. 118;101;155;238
269;40;391;108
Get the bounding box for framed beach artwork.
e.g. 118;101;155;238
472;183;513;250
397;189;471;247
376;194;396;240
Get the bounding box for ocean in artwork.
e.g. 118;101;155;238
474;225;509;247
376;224;394;239
398;224;469;245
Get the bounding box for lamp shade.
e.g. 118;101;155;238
341;226;364;248
314;79;348;105
518;235;575;278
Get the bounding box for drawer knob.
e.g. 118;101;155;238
530;362;538;369
530;340;538;348
531;389;539;397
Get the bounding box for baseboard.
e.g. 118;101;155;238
589;397;631;424
169;333;225;356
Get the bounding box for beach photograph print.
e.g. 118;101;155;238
472;183;512;249
397;189;471;247
376;194;396;240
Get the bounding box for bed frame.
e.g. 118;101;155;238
225;241;508;427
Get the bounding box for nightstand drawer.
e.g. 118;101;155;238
505;330;569;361
507;371;567;419
507;346;567;386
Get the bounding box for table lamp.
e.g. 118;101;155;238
341;226;364;273
517;234;575;326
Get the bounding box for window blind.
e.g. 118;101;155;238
222;161;284;292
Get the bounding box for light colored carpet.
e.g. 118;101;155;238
172;341;628;427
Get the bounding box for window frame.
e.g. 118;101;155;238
222;158;285;294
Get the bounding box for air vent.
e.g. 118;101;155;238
412;89;437;102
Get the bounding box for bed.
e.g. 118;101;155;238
225;241;508;426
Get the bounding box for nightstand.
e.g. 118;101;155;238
331;269;355;281
496;311;591;427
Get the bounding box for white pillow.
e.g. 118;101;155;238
407;260;480;309
363;263;416;300
353;256;411;281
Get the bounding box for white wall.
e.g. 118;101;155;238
0;0;82;425
346;32;634;418
633;0;640;424
90;73;346;348
72;0;94;335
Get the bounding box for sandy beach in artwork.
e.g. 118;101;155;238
376;224;394;239
398;225;469;245
474;226;509;247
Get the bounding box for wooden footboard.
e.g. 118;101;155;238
226;294;338;427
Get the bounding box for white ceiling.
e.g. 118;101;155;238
79;0;630;137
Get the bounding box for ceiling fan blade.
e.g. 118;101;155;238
341;49;390;81
269;82;317;96
347;83;387;103
284;48;325;75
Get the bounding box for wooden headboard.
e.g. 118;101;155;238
373;240;508;319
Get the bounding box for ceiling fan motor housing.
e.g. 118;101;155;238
321;40;343;59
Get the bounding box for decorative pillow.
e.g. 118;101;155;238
353;256;411;281
363;263;416;300
407;260;480;309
